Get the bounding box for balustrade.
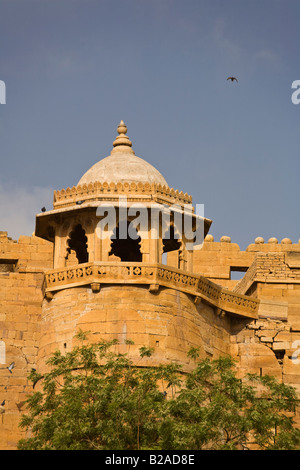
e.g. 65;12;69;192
45;261;259;319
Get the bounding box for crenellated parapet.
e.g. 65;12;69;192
53;181;193;209
192;234;300;290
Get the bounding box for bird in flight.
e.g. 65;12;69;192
227;76;238;82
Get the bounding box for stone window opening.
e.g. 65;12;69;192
161;222;182;268
0;259;17;273
162;223;181;254
230;267;248;281
66;224;88;264
109;220;142;262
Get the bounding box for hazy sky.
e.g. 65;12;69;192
0;0;299;249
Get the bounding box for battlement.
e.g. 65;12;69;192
0;233;53;272
190;234;300;290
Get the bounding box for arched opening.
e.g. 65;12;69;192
66;224;88;264
162;222;182;268
109;220;142;262
162;223;181;254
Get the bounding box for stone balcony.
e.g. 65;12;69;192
44;261;260;320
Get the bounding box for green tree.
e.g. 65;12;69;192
17;333;179;450
18;336;300;450
160;353;300;450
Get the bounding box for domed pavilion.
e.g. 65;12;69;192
36;121;212;272
32;121;291;377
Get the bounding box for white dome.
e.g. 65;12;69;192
78;152;168;186
78;121;168;187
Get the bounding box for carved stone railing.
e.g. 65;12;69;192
53;181;193;209
45;262;259;319
46;263;157;289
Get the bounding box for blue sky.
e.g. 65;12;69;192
0;0;299;249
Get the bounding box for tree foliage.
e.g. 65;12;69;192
18;334;300;450
160;354;300;450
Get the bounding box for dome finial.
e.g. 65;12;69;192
77;119;168;186
117;120;127;135
112;120;134;153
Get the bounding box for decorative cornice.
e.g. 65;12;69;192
53;181;193;209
